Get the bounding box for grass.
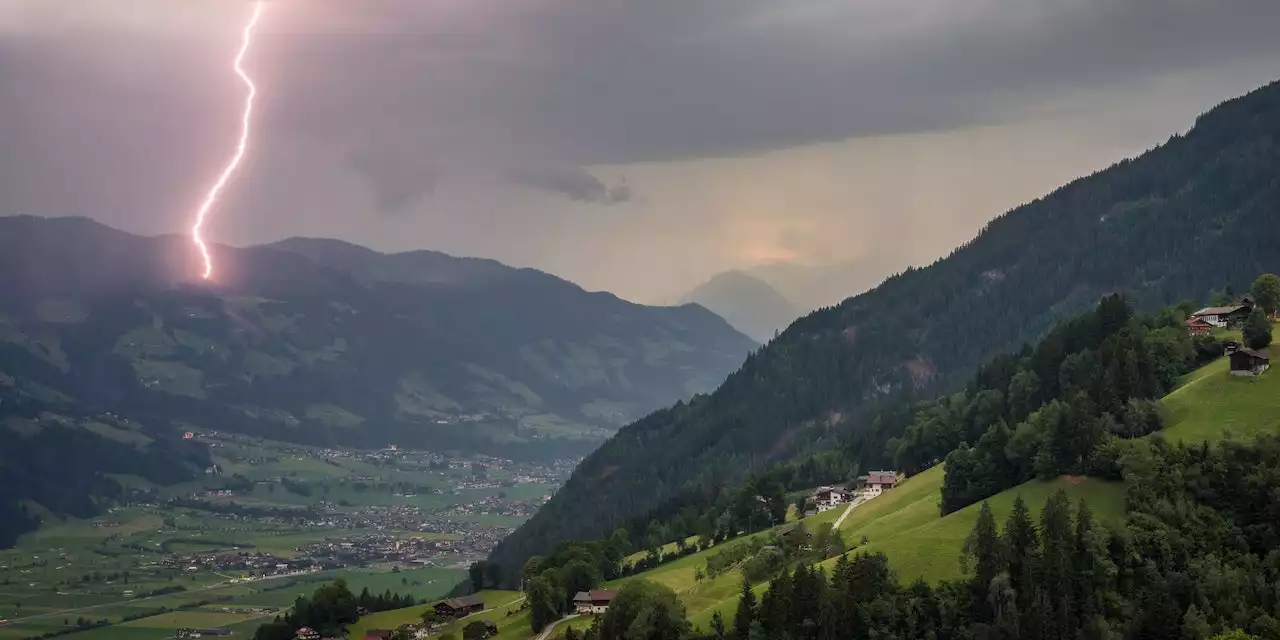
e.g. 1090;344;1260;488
828;476;1125;584
1160;354;1280;444
346;590;524;639
117;610;260;628
683;470;1124;631
623;535;700;567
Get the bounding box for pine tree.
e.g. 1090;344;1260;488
733;575;757;640
963;501;1004;620
1071;500;1100;623
1003;496;1039;635
1038;491;1075;640
1242;309;1273;350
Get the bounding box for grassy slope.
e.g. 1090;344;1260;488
688;348;1280;630
1161;347;1280;444
368;350;1278;639
346;590;523;639
688;472;1125;630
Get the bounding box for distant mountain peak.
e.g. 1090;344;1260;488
682;270;798;343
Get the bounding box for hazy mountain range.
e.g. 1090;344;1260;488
0;215;762;542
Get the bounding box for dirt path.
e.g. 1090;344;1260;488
534;613;580;640
833;496;866;529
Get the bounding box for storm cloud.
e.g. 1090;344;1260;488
2;0;1279;300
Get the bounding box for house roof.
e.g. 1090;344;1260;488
1233;348;1270;361
439;595;485;609
573;589;617;603
863;471;899;485
1185;317;1213;327
1192;305;1248;317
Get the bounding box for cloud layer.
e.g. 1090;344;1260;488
2;0;1279;299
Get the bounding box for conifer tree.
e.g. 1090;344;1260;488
733;575;757;640
963;501;1004;619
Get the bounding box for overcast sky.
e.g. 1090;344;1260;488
2;0;1279;303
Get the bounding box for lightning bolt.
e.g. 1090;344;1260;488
191;1;265;281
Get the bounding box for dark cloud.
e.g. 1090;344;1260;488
510;166;631;205
1;0;1278;259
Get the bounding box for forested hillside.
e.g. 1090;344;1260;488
0;217;754;546
489;79;1280;581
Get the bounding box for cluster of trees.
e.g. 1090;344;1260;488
565;580;692;640
252;580;419;640
894;294;1216;514
606;452;852;569
468;560;504;592
522;537;631;633
491;80;1280;581
725;434;1280;640
607;454;855;579
702;523;846;586
936;275;1279;515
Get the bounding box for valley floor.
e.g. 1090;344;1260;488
0;434;567;640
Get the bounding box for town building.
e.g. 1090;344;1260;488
434;595;485;619
1229;348;1270;377
573;589;618;615
858;471;900;498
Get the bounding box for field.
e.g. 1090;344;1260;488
685;470;1125;630
0;432;562;640
1160;351;1280;444
347;590;525;639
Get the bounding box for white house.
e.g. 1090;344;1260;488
1190;301;1252;328
812;486;847;512
573;589;617;615
858;471;900;498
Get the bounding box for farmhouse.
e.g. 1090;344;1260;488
294;628;321;640
1191;301;1253;327
1185;317;1214;336
573;589;617;615
812;486;848;512
434;594;485;618
858;471;900;498
1229;348;1270;377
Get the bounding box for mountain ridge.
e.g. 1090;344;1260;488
487;77;1280;581
0;216;756;544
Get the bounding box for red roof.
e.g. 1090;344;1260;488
574;589;617;603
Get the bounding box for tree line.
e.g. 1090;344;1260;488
725;433;1280;640
252;580;420;640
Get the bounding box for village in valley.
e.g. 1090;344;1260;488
0;433;571;640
